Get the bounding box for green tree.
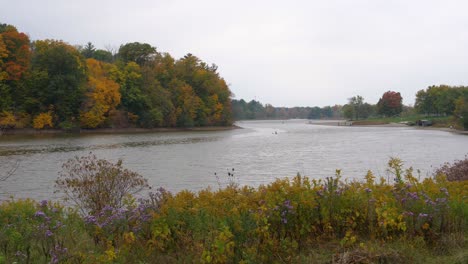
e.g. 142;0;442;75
30;40;87;124
454;95;468;130
93;49;113;62
81;42;95;58
118;42;157;65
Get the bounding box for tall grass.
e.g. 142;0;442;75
0;158;467;263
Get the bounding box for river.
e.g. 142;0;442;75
1;120;467;201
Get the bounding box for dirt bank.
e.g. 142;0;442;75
0;125;241;136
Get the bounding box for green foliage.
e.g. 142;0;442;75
232;99;342;120
415;85;468;116
454;95;468;130
343;95;375;120
0;199;87;263
118;42;157;66
31;39;87;124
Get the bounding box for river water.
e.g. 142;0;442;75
1;120;467;201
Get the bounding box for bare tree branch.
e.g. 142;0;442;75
0;160;19;182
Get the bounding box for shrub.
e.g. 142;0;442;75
55;153;149;214
434;156;468;181
0;110;16;129
33;112;53;129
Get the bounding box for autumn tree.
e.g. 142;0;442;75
0;24;31;81
0;23;234;129
33;112;53;129
377;91;403;117
0;24;31;112
172;81;202;127
0;111;16;128
80;59;121;128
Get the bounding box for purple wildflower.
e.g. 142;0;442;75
45;230;53;237
84;215;97;225
403;211;414;216
34;211;46;217
440;188;449;196
283;200;293;210
418;213;429;218
407;192;419;200
364;188;372;193
40;200;48;207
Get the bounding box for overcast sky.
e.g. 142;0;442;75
2;0;468;107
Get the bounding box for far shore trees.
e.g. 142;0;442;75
343;95;373;120
377;91;403;117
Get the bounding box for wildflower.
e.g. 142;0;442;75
84;215;97;225
403;211;414;216
34;211;46;217
283;200;293;210
418;213;429;218
435;197;447;204
425;199;436;206
40;200;48;207
15;251;26;258
45;230;53;237
440;187;449;196
407;192;419;200
364;188;372;193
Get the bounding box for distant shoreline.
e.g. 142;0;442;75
308;120;468;135
0;125;241;136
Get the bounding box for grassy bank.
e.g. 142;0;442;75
351;115;456;128
1;159;467;263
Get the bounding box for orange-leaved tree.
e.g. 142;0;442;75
80;58;121;128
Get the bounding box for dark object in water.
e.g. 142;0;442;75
416;119;432;127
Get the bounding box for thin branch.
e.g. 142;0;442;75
0;160;19;182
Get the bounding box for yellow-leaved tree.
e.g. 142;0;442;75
0;111;15;128
33;112;53;129
80;59;121;128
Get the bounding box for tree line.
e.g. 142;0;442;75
0;23;233;130
415;85;468;129
232;90;405;121
232;99;344;120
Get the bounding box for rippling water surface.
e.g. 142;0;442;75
1;120;467;200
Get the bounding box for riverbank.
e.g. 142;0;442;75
0;125;241;136
308;120;468;135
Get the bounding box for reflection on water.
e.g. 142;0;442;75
1;120;467;201
0;136;219;156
